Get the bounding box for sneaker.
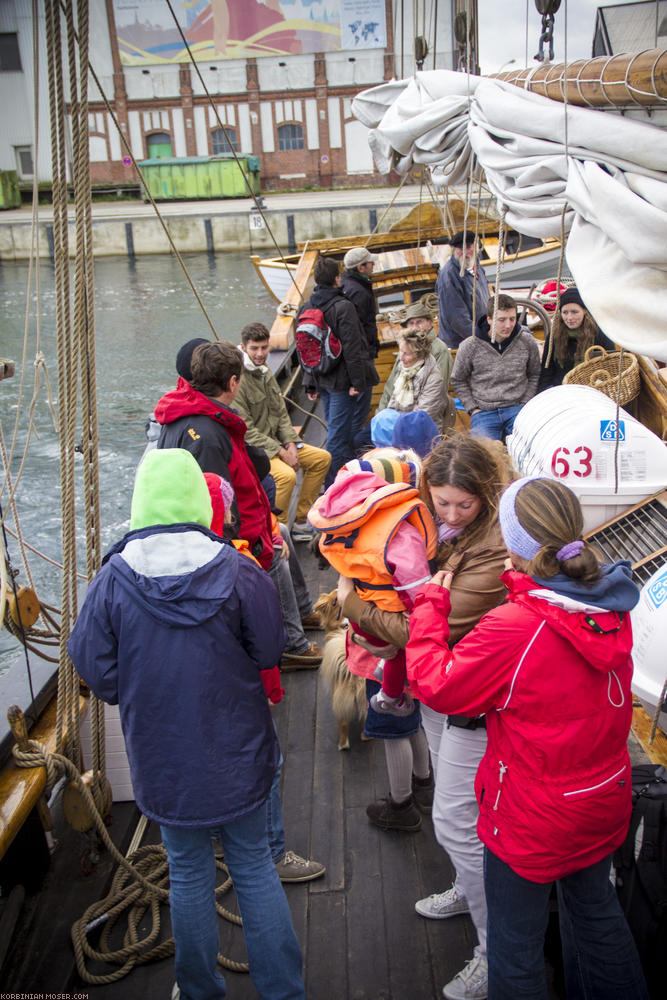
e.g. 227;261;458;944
412;768;434;814
370;690;415;717
366;795;422;832
415;885;470;919
300;610;321;630
291;522;315;542
442;954;488;1000
275;850;326;883
281;643;323;669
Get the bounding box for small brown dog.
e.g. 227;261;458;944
313;590;368;751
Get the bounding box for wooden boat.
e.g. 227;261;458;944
252;217;563;314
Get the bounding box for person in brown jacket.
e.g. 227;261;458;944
339;434;511;1000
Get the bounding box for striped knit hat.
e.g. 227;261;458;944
344;456;419;489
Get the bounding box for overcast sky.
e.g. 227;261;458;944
477;0;634;74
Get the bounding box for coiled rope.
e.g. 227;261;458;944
10;739;248;983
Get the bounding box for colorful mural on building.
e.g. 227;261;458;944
113;0;387;64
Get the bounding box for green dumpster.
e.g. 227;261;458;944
0;170;21;210
138;155;260;201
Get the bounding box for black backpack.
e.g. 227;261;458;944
294;306;342;377
614;763;667;997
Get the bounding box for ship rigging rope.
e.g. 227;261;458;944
58;26;220;342
45;0;112;793
362;169;412;245
162;0;304;305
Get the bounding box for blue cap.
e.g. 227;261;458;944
371;408;401;447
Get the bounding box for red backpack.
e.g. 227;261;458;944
295;307;343;376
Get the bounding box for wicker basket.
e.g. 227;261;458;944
562;345;640;406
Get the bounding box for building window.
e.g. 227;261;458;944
15;146;33;177
0;34;22;72
146;132;173;159
278;123;304;152
211;127;237;155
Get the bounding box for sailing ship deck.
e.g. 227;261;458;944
2;546;572;999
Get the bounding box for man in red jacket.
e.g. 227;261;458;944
156;340;274;569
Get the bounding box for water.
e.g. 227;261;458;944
0;251;276;675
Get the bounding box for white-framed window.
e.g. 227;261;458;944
211;127;237;155
277;123;304;152
15;146;33;177
0;34;22;72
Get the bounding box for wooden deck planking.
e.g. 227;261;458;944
3;557;560;999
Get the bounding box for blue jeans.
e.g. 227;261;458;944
268;548;309;655
321;387;372;487
266;749;286;863
484;848;648;1000
280;525;312;619
470;405;522;441
161;803;304;1000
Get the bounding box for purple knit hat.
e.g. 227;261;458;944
498;477;543;560
499;477;586;563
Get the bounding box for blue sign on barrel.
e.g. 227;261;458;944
600;419;625;442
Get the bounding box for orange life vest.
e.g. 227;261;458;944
309;482;437;611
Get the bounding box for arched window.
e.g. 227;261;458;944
277;123;304;152
146;132;172;159
211;127;238;155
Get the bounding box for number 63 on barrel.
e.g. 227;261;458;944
551;446;593;478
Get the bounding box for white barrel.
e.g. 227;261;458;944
507;385;667;532
630;562;667;710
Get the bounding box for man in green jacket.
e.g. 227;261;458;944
235;322;331;541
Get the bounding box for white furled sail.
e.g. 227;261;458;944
352;70;667;361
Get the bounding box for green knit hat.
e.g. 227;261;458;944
130;449;213;531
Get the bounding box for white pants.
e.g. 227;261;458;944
420;704;446;781
432;721;488;957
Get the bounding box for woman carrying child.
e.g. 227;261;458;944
407;477;648;1000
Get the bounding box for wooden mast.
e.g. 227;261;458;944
494;49;667;108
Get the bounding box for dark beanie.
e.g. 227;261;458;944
392;410;441;459
449;230;477;249
559;288;586;310
176;338;209;381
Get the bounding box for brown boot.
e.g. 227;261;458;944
281;643;323;670
366;795;422;832
299;611;321;631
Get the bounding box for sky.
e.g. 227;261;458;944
477;0;634;74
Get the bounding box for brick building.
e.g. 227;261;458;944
0;0;457;192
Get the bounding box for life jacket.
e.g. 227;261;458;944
309;482;437;611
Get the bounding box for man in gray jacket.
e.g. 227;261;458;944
451;293;540;441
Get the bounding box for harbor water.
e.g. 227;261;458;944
0;251;276;677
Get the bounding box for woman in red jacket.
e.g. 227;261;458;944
407;477;648;1000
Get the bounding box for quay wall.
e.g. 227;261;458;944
0;200;422;261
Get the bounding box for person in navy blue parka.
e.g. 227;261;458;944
68;448;305;1000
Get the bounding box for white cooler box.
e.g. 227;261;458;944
630;561;667;711
507;386;667;533
80;702;135;802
